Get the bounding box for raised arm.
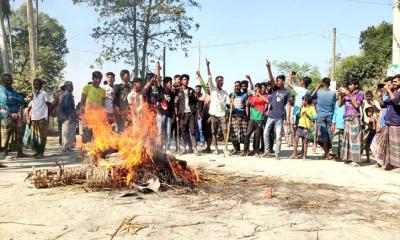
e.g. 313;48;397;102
312;83;322;97
156;61;161;88
206;58;215;90
287;70;295;90
266;60;275;89
245;75;254;90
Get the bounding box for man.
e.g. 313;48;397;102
171;74;182;150
113;70;131;132
312;77;336;159
31;79;51;159
374;75;400;170
194;85;205;149
127;77;151;115
158;76;176;151
262;61;291;159
58;81;77;152
175;73;200;155
52;84;65;145
230;80;248;155
81;71;106;143
240;83;268;156
103;72;115;124
0;74;27;159
338;79;364;166
241;75;254;96
206;59;229;155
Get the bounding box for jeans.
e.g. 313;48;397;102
196;117;205;145
244;120;263;152
263;117;283;157
317;116;333;143
156;114;172;150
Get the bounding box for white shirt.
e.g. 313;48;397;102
127;90;143;113
208;75;228;117
102;84;114;113
31;90;50;120
183;88;191;113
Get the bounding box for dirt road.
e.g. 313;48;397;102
0;136;399;240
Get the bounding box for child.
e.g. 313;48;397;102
285;95;295;147
290;94;317;159
331;101;345;161
362;107;377;162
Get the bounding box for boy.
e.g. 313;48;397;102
290;94;317;159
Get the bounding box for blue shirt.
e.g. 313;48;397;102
232;92;247;116
316;88;336;118
332;102;345;130
380;94;388;126
0;86;25;115
293;86;309;116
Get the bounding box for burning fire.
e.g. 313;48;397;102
81;103;199;185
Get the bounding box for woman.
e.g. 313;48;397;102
338;79;364;166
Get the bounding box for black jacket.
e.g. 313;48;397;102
175;87;197;116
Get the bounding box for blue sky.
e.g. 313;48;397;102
13;0;393;96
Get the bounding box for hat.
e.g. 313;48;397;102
64;81;73;86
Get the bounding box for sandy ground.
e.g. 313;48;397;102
0;135;400;240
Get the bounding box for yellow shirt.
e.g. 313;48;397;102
298;106;316;129
82;85;106;107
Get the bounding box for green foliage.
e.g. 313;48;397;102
9;5;68;99
335;22;392;89
73;0;200;79
274;61;322;92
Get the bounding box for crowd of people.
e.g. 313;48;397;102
0;59;399;172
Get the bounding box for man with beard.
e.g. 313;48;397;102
206;59;229;155
229;81;248;155
374;75;400;171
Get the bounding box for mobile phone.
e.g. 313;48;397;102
377;83;385;89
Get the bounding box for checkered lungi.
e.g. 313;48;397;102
230;115;247;144
371;125;400;168
341;117;362;163
331;129;344;157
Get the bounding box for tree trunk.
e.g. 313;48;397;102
0;0;11;74
6;15;14;72
26;0;38;79
132;0;139;79
141;0;152;82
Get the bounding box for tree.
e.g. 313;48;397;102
0;0;11;73
9;5;68;98
274;61;322;92
73;0;200;81
335;22;392;89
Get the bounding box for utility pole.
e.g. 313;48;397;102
163;45;166;79
331;27;337;90
26;0;38;79
393;0;400;65
0;0;11;74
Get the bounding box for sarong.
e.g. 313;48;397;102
340;117;362;162
62;120;76;149
331;129;344;157
371;125;400;168
31;119;48;154
230;115;247;144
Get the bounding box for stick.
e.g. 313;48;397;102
177;118;181;154
197;43;208;94
224;87;236;157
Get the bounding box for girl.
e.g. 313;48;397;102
290;94;317;159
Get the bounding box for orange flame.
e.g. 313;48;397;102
81;103;160;184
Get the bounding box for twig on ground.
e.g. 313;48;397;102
166;221;205;228
52;229;73;240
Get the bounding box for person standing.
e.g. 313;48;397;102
158;77;176;151
175;74;200;155
0;74;27;159
312;78;336;159
52;85;65;145
374;75;400;170
113;70;131;132
194;85;206;149
31;79;51;159
103;72;116;125
81;71;106;143
338;79;364;166
206;59;229;155
262;62;291;159
58;81;77;152
240;83;268;156
229;80;248;155
331;100;345;160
